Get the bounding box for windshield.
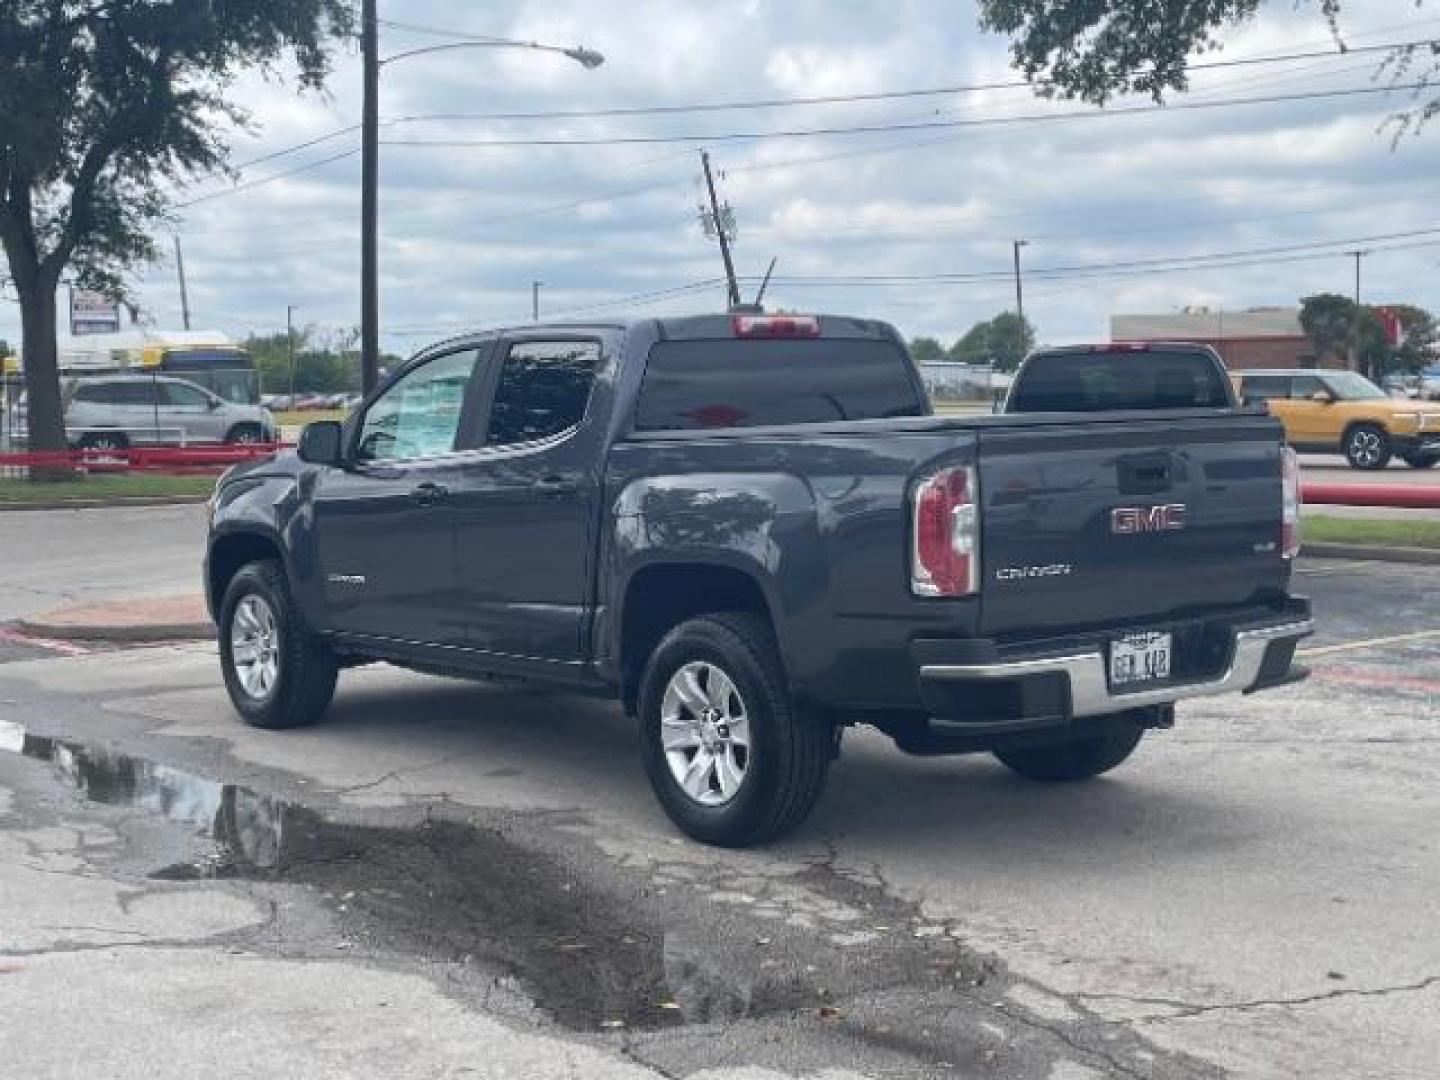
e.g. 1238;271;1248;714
1323;372;1387;401
1007;349;1232;412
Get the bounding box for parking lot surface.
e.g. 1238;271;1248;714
0;554;1435;1078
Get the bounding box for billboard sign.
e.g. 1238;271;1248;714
70;288;121;336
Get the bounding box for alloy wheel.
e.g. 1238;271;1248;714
230;595;281;700
660;661;751;807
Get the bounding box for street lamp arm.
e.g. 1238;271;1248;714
381;39;604;68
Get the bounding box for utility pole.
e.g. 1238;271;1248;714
700;151;741;308
287;305;298;401
360;0;380;394
532;280;542;322
1345;249;1368;372
173;235;192;331
1013;239;1029;361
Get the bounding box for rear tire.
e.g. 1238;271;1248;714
638;613;832;847
995;727;1144;782
1344;424;1392;470
219;559;336;730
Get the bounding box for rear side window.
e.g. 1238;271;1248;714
1238;375;1289;404
635;339;926;431
1009;350;1232;413
485;340;600;446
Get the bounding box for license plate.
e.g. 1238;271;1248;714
1109;631;1172;689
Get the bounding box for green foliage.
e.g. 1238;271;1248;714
976;2;1434;129
0;339;11;359
1299;294;1435;378
0;0;353;456
949;310;1036;372
908;336;947;362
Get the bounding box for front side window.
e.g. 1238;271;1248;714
485;340;599;446
1323;372;1387;401
356;349;478;462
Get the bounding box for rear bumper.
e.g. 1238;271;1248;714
911;601;1312;734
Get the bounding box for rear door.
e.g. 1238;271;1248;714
449;336;605;661
977;414;1287;640
158;379;221;444
311;345;489;647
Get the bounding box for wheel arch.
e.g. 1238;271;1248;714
207;529;286;620
615;560;781;716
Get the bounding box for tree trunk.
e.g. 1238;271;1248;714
14;275;74;480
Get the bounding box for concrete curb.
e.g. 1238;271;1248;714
14;617;216;644
1304;542;1440;565
0;496;210;512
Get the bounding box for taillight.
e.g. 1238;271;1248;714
911;465;980;597
1281;446;1301;559
731;314;821;339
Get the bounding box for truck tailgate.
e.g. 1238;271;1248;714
977;414;1288;639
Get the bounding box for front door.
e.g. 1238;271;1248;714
1278;373;1335;447
311;346;488;647
450;337;604;662
158;378;224;444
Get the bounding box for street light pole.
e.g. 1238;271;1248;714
359;27;602;392
1345;249;1368;372
360;0;379;394
287;305;298;401
1013;239;1029;360
532;280;542;322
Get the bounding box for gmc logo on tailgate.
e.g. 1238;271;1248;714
1111;503;1188;534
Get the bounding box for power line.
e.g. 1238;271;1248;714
382;38;1437;125
381;82;1430;150
208;37;1434;177
174;148;360;208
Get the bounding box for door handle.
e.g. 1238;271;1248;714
536;476;579;497
410;481;450;506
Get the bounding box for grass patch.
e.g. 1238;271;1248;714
0;472;216;505
275;409;346;427
1303;515;1440;550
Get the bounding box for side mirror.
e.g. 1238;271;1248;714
1311;390;1335;404
207;397;223;411
297;421;345;466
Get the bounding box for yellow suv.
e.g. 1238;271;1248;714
1233;369;1440;470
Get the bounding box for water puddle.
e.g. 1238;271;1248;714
0;720;802;1031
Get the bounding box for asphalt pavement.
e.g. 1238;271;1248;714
1;532;1437;1077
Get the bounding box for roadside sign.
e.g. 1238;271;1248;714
70;288;121;336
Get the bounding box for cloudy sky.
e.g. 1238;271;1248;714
6;0;1440;355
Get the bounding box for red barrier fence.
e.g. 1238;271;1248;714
0;444;288;475
1303;483;1440;510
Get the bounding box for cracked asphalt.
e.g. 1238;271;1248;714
1;508;1437;1078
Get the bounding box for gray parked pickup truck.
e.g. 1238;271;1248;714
205;315;1311;846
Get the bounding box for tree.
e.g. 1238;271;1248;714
1386;304;1439;373
909;336;947;362
0;1;352;468
1299;293;1391;377
0;339;11;360
977;3;1437;131
949;310;1036;371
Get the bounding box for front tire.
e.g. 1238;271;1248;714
638;613;832;847
1344;424;1392;470
995;727;1144;782
1402;453;1438;470
226;423;264;445
219;560;337;730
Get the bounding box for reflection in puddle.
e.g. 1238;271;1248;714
0;719;287;874
0;721;787;1031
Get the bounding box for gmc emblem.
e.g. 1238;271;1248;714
1112;503;1188;534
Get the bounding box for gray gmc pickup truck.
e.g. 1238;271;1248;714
205;314;1311;845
